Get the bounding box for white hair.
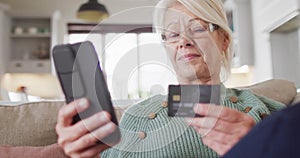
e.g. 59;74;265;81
153;0;233;82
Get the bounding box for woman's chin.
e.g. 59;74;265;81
177;69;202;81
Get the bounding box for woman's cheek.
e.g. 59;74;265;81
163;47;179;73
194;39;222;71
165;45;177;62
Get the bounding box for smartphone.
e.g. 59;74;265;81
52;41;120;144
168;84;220;117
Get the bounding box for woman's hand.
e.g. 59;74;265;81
185;104;255;156
55;98;118;158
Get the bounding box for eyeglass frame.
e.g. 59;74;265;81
161;22;219;43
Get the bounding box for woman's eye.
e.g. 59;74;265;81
191;27;205;33
167;32;180;38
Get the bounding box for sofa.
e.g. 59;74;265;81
0;79;299;157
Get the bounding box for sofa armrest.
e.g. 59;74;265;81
0;101;65;146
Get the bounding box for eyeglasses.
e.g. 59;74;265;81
161;22;219;43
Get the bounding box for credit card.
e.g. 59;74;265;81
168;85;220;117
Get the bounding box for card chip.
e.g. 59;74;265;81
168;84;220;117
173;95;181;101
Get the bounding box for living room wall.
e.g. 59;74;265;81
0;3;9;80
2;0;295;88
0;0;158;24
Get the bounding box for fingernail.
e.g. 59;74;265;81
78;98;87;107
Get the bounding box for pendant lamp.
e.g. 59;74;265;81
77;0;109;22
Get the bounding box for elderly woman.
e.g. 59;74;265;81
55;0;285;157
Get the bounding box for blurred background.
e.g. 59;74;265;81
0;0;299;101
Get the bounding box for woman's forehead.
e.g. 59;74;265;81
164;11;206;28
164;2;204;25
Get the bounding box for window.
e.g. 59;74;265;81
68;23;178;99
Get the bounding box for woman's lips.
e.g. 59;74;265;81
179;53;201;61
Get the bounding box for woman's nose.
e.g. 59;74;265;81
178;36;194;48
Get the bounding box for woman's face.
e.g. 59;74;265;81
163;2;228;84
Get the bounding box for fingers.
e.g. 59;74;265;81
79;144;110;158
186;105;256;156
190;123;239;156
57;98;89;128
71;122;116;150
66;143;110;158
193;104;248;122
65;122;117;153
186;117;245;134
55;98;118;157
186;106;255;135
189;119;245;156
200;129;240;145
74;111;111;133
59;111;112;145
202;137;232;156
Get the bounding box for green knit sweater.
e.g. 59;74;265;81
101;87;285;158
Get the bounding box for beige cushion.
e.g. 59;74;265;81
242;79;297;105
0;144;67;158
0;101;65;146
0;101;128;147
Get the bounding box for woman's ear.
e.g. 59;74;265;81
222;32;230;51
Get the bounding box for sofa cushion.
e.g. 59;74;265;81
0;143;67;158
0;100;128;147
0;101;65;146
243;79;297;105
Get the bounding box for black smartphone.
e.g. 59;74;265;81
168;84;220;117
52;41;120;145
